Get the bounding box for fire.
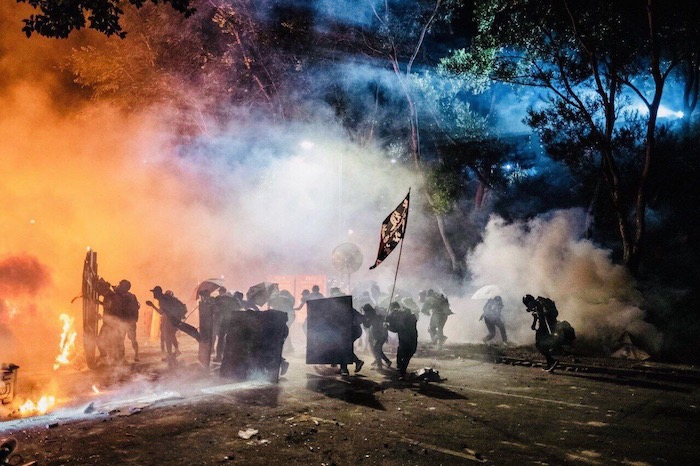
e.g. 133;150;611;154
18;395;56;416
53;313;77;370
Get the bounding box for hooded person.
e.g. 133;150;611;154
524;294;559;371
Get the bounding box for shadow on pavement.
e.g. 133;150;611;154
306;372;385;410
306;364;467;408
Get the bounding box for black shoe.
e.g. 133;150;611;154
280;360;290;376
340;368;350;375
355;360;364;373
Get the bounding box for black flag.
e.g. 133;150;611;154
369;191;410;270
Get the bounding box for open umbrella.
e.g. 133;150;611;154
246;282;278;306
471;285;503;300
192;278;225;299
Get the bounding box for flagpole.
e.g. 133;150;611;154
388;233;404;306
389;187;410;305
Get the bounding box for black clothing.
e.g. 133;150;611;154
386;308;418;377
481;297;507;343
527;296;559;369
363;308;391;368
421;290;452;348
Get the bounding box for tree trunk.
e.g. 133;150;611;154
434;212;461;273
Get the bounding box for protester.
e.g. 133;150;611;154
339;307;366;375
213;287;242;363
419;289;453;350
523;294;559;372
361;303;392;369
480;295;508;344
150;286;187;365
386;302;418;379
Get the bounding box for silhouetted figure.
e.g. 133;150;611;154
481;296;507;344
308;284;324;300
301;286;324;336
361;304;391;369
419;289;453;350
268;288;296;354
523;294;559;371
97;278;139;364
114;280;141;363
151;286;186;365
386;303;418;379
213;288;243;363
339;308;366;375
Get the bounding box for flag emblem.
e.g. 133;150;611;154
369;191;410;269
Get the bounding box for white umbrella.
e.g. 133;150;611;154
471;285;503;300
192;278;226;299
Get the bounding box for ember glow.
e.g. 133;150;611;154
53;313;77;371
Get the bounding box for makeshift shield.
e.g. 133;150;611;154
220;310;288;383
305;296;354;365
82;250;100;370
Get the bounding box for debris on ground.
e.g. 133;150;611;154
413;367;444;383
238;428;258;439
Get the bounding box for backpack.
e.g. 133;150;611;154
554;321;576;345
168;297;187;320
537;296;559;320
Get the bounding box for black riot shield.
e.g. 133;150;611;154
82;250;100;369
220;310;288;383
305;296;354;365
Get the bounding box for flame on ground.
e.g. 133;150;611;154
18;395;56;416
53;313;77;370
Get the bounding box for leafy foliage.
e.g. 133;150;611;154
17;0;195;38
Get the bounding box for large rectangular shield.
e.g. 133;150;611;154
220;310;288;383
306;296;354;364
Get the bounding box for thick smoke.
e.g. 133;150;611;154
0;3;446;373
0;0;667;382
0;255;50;296
447;209;661;354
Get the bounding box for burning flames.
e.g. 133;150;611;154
17;395;56;416
53;313;77;370
11;314;77;417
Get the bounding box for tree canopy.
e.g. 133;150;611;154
17;0;195;38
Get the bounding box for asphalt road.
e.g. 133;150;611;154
2;342;698;465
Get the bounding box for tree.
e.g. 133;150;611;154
17;0;195;38
351;0;500;274
441;0;688;275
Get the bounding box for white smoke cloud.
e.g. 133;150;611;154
443;209;661;354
